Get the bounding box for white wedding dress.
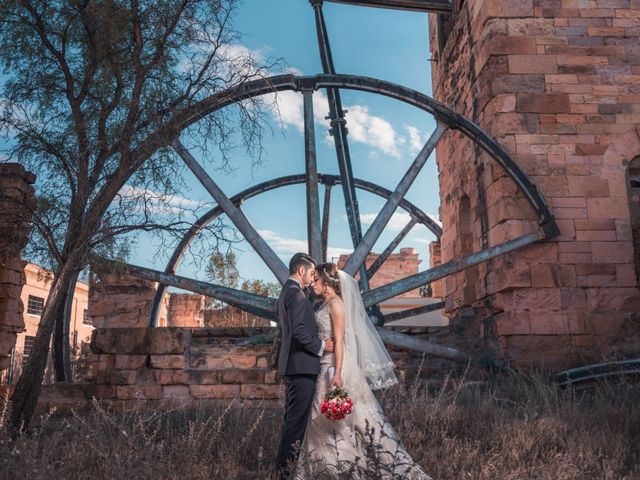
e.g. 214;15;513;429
295;272;431;479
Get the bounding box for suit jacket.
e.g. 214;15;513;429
276;279;322;376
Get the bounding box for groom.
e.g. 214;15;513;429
275;252;334;478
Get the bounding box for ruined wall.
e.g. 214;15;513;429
0;164;35;371
338;247;422;297
429;0;640;369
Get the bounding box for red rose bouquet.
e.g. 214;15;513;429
320;387;353;420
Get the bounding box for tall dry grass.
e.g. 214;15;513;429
1;371;639;479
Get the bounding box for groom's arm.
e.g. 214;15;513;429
287;288;323;356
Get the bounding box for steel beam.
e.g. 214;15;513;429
324;0;452;13
98;257;276;319
303;90;323;262
321;182;333;262
382;301;445;323
172;139;289;284
363;231;545;308
367;217;418;279
344;122;447;276
310;1;371;291
376;328;469;363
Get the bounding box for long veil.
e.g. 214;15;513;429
338;270;398;390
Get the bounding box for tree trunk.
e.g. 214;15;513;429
9;253;82;436
52;269;79;382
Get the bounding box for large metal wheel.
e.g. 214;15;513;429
95;1;560;363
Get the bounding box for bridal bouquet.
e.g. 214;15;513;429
320;387;353;420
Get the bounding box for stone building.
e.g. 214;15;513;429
1;263;92;383
427;0;640;368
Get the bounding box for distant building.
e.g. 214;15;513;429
1;263;92;384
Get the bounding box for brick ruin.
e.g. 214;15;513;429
338;247;423;297
428;0;640;368
0;164;35;372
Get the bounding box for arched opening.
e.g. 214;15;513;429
625;155;640;284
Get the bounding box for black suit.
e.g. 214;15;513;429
275;279;323;477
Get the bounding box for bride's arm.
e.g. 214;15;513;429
329;301;345;388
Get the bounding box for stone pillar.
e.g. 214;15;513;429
88;271;165;328
429;0;640;369
428;241;444;298
0;164;36;371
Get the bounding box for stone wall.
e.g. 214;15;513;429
0;164;35;371
0;327;453;412
428;0;640;368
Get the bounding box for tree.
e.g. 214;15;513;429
241;278;280;298
206;250;240;289
0;0;278;434
205;250;239;308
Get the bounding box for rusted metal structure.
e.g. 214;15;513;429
89;0;559;365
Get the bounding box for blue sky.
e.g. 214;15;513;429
136;0;441;286
5;0;441;286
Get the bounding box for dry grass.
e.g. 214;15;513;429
1;371;639;479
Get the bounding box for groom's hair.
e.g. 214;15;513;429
289;252;316;275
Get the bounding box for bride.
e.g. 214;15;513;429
295;263;431;479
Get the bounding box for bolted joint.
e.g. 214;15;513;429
309;0;324;6
297;76;317;92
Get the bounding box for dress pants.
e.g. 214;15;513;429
275;373;317;478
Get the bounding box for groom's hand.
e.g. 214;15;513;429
325;337;335;353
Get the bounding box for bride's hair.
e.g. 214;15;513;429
316;263;341;297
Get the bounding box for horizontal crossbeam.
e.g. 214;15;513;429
324;0;452;14
363;231;545;308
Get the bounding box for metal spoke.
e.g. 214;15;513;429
376;328;469;363
382;301;444;323
363;231;545;308
344;122;448;276
172;139;288;284
366;217;418;279
98;257;276;319
321;182;333;262
304;90;323;262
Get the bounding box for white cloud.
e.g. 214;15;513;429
405;125;423;155
359;211;413;231
266;89;406;159
257;229;351;261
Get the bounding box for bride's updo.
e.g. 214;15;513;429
316;262;341;297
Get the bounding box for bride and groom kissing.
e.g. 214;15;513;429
275;252;431;479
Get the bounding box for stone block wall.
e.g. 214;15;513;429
86;327;284;407
0;164;35;371
428;0;640;368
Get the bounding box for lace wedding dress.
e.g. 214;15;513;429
295;291;431;479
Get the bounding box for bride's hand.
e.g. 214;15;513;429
331;374;343;389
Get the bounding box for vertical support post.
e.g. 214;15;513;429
321;183;333;262
344;122;448;275
309;0;370;290
304;90;323;262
